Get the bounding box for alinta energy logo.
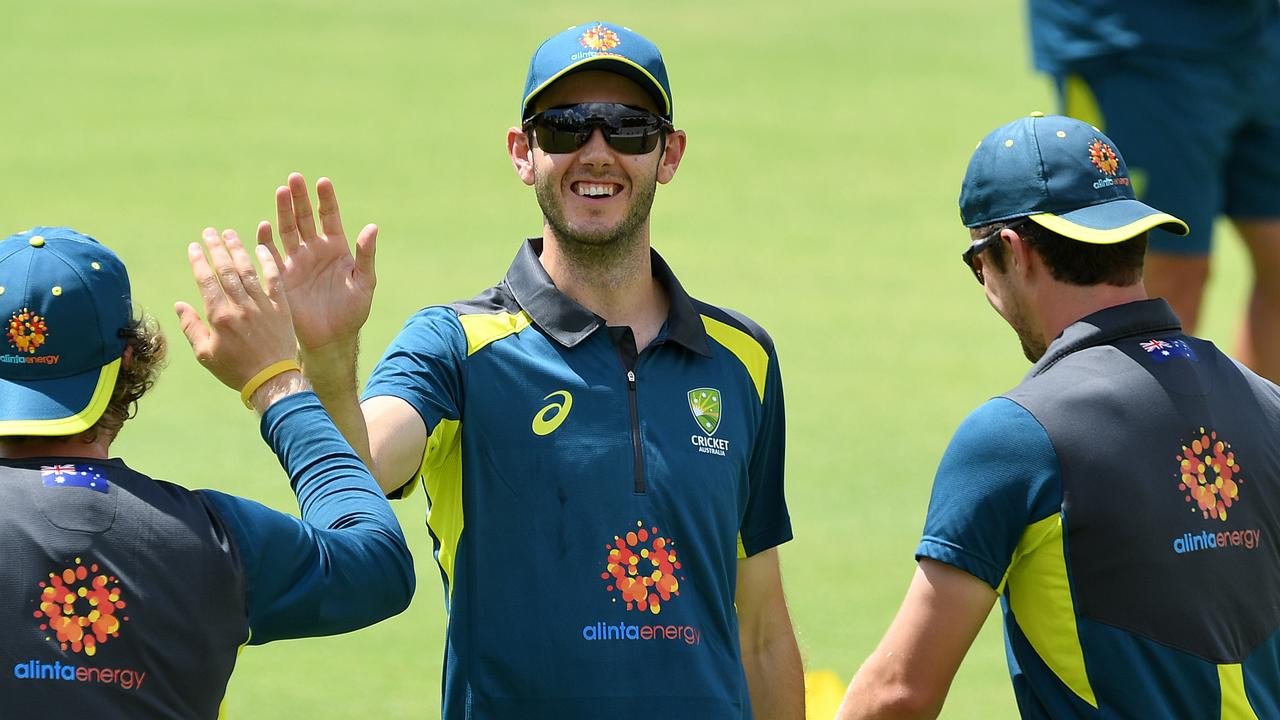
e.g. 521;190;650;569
3;308;58;366
1170;428;1263;556
15;557;146;691
1088;139;1131;190
583;521;702;646
579;25;621;52
689;387;729;457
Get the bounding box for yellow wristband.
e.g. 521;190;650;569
240;359;302;409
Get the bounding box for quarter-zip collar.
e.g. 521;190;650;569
504;238;713;357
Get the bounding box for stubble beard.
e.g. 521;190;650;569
1007;295;1047;362
533;160;658;282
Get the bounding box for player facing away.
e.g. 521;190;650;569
1029;0;1280;379
0;227;414;717
837;114;1280;718
252;21;803;719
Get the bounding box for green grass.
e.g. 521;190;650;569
0;1;1255;717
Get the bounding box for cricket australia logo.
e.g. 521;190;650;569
688;388;729;457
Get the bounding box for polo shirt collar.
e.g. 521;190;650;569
1028;298;1182;377
504;238;712;357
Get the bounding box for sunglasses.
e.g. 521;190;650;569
523;103;672;155
961;219;1028;284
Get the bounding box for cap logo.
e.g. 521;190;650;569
1088;139;1120;176
7;308;48;354
579;25;621;53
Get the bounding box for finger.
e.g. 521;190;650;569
275;185;301;255
223;229;266;302
256;221;286;271
316;177;346;239
173;301;211;355
256;244;290;312
187;237;225;314
204;228;249;302
355;223;378;282
288;172;320;242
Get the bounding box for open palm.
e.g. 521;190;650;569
258;173;377;352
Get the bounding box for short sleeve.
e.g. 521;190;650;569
363;306;467;494
739;348;792;557
916;397;1062;589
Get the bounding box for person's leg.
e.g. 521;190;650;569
1055;59;1230;331
1223;33;1280;379
1234;221;1280;379
1143;253;1210;332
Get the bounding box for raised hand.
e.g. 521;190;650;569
175;228;305;411
257;173;377;354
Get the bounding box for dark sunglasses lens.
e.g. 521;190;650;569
532;104;665;155
533;125;587;153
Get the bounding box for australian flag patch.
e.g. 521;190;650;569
40;464;110;494
1140;338;1198;363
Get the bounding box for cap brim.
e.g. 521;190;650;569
1029;199;1189;245
522;56;672;119
0;358;120;436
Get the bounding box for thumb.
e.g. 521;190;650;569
174;301;211;358
354;223;377;284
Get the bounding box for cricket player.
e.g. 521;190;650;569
838;114;1280;718
0;226;414;716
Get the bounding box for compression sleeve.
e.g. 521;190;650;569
201;391;415;644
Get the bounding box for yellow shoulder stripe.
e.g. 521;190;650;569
701;315;768;402
458;310;534;356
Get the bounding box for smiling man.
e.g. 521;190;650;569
254;21;802;719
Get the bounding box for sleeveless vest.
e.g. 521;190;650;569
0;457;249;718
1006;299;1280;662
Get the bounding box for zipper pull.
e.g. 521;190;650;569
627;370;636;387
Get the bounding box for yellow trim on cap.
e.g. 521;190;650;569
0;358;120;436
1028;212;1189;245
523;55;671;117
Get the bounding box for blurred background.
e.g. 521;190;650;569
0;1;1253;716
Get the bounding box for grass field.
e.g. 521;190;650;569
1;1;1255;717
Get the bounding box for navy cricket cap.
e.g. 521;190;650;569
521;22;673;121
0;227;131;436
960;113;1188;244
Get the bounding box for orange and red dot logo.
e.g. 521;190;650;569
33;557;128;657
7;308;48;354
1088;139;1120;176
601;521;683;615
1176;428;1243;522
580;25;621;52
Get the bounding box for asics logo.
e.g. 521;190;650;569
532;390;573;436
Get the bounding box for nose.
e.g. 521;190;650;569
577;128;614;168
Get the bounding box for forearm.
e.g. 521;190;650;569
836;657;945;720
299;339;375;471
741;625;805;719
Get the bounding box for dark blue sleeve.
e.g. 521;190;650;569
201;392;415;645
916;398;1062;589
740;349;792;557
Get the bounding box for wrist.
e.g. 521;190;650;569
299;338;360;392
250;370;310;415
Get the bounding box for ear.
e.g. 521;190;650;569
656;129;687;184
121;343;136;369
507;126;536;186
1005;228;1039;282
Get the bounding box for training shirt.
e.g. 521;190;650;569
0;393;415;718
1028;0;1280;73
363;238;791;719
919;300;1280;718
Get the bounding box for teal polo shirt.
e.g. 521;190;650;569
363;239;792;719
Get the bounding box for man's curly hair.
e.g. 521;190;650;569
83;312;167;443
